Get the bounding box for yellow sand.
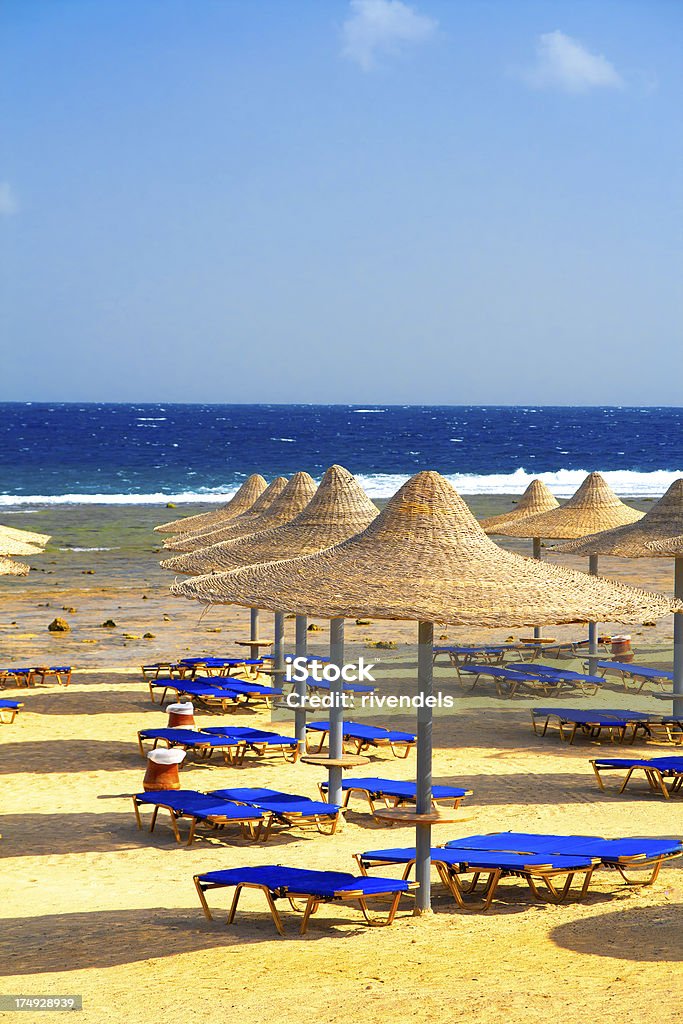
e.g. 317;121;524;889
1;653;682;1024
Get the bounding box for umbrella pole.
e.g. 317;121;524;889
273;612;285;690
674;557;683;717
249;608;260;661
588;554;599;675
415;619;434;915
328;617;345;806
294;614;308;746
532;538;542;639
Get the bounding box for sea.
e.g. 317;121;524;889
0;403;681;505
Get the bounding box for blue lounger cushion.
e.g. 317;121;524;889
203;726;297;746
533;708;656;722
138;728;239;747
197;866;412;898
443;832;683;863
597;662;673;681
134;789;264;820
208;787;339;816
592;757;683;770
180;657;263;667
0;699;23;709
361;847;595;871
320;777;469;800
306;721;416;743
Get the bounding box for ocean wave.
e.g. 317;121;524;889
0;468;680;504
58;546;116;552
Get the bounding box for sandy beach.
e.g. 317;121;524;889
1;496;682;1024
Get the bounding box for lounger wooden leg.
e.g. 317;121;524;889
300;896;318;934
615;860;663;886
262;888;286;936
148;682;157;703
149;806;160;833
132;798;143;830
194;877;213;920
591;762;606;791
187;818;197;846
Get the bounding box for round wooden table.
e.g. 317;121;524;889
372;808;475;825
299;754;370;768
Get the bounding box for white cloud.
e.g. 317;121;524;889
524;30;624;94
341;0;437;72
0;182;19;216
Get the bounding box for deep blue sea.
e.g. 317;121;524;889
0;403;681;504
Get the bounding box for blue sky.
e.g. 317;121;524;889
1;1;681;404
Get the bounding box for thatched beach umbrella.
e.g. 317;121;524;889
161;466;377;577
479;479;559;534
154;474;267;534
162;476;291;552
0;556;30;576
495;473;643;657
166;473;315;659
165;465;378;743
557;479;683;712
172;471;675;913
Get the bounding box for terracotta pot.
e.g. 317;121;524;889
167;701;195;729
143;748;186;791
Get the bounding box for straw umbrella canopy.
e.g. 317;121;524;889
155;474;267;536
0;556;30;576
648;536;683;555
0;523;50;547
172;471;676;914
164;464;378;742
162;476;288;552
556;479;683;712
479;479;559;534
161;465;378;578
493;472;644;653
493;473;643;541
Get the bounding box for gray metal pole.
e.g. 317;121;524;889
532;537;542;640
294;614;308;746
273;611;285;690
588;553;599;676
674;557;683;717
249;607;260;661
328;617;345;806
415;619;434;914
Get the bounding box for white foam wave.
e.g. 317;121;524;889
0;468;680;505
356;469;683;499
59;546;116;552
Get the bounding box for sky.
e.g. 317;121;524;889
1;0;681;405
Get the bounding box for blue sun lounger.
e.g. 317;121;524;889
132;789;267;844
193;865;416;934
137;727;246;761
0;665;72;687
178;657;264;678
148;676;282;709
202;726;300;764
531;707;660;744
0;698;23;724
318;776;471;812
596;661;674;693
432;645;523;667
459;663;602;697
208;787;342;835
443;831;683;885
356;846;597;909
590;756;683;799
306;721;416;758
